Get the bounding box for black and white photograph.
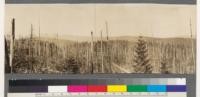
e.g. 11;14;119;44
4;4;196;74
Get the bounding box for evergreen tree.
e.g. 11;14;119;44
63;57;80;74
161;58;170;74
134;36;152;73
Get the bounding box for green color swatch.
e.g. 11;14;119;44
127;85;147;92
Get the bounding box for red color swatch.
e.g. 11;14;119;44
87;85;107;92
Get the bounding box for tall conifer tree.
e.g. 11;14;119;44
134;36;152;73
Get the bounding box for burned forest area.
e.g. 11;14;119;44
5;19;196;74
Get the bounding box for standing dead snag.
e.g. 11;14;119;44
134;36;152;73
38;18;41;56
5;37;11;73
105;21;112;73
56;32;59;57
86;42;89;73
90;31;94;74
100;30;104;73
10;18;15;73
189;18;195;73
28;24;34;73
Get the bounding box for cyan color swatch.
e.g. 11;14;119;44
147;85;166;92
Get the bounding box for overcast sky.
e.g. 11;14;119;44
5;4;196;39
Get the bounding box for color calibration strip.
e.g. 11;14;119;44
9;78;186;93
48;85;186;93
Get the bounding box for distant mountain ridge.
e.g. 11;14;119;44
25;35;195;43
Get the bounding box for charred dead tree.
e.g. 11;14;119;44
86;42;90;73
5;37;11;73
189;18;195;73
56;32;59;57
100;30;104;73
9;18;15;73
38;18;41;56
105;21;112;73
90;31;94;74
28;24;34;73
134;36;152;73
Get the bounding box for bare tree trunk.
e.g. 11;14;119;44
105;21;112;73
100;30;104;73
86;43;89;73
38;21;41;56
5;37;11;73
90;31;94;74
190;18;195;73
10;18;15;73
56;32;59;58
30;24;34;73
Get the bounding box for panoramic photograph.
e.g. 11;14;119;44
4;4;196;74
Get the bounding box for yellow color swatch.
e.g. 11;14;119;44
107;85;127;92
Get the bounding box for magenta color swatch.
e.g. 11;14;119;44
68;85;87;92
